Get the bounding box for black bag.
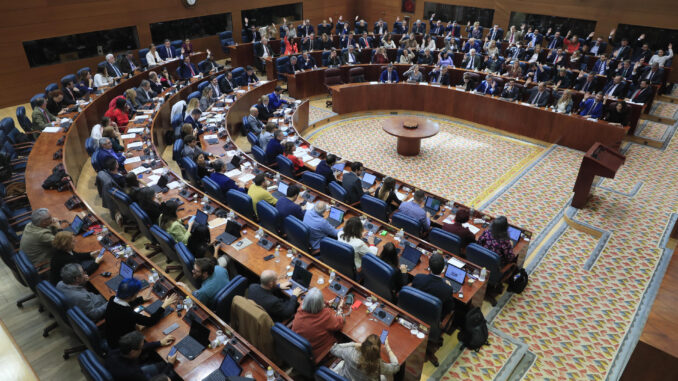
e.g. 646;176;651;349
42;164;69;190
507;267;529;294
457;307;489;351
0;152;12;182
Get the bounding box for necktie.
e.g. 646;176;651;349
112;64;121;77
599;62;605;74
591;102;598;114
167;47;172;58
388;72;391;82
129;60;135;71
42;108;49;121
188;64;195;76
607;84;617;96
553;55;558;64
583;82;590;92
509;33;515;44
549;39;555;49
533;92;541;105
632;89;641;100
647;71;654;81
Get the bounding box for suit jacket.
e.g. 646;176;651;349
315;160;337;184
297;24;314;37
379;69;399;83
475;80;496;95
62;87;78;106
616;66;634;81
574;77;598;92
392;21;407;35
255;103;272;121
411;274;455;317
354;22;368;34
429;70;450;85
526;32;543;47
342;51;359;65
231;296;275;360
373;22;388;35
553;74;572;89
546;52;566;66
507;46;525;61
246;114;263;135
358;37;372;49
301;37;320;52
158;45;176;60
256;43;273;58
446;25;462;37
341;172;364;204
592;59;610;76
327;55;343;67
609;38;631;61
246;284;298;322
627;85;653;103
488;28;504;41
298;57;316;70
579;98;604;118
219;76;236;94
118;57;138;74
504;30;523;44
135;87;155;105
31;107;55;131
178;62;198;79
317;23;333;36
461;55;481;70
527;88;550;107
104;296;165;347
105;62;123;78
640;67;664;85
184;114;202;132
412;22;426;34
545;35;563;49
602;81;625;97
57;282;108;321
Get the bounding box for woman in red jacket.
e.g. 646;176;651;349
104;97;129;130
284;141;305;175
291;288;344;360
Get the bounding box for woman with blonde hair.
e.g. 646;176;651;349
49;231;102;284
554;89;573;114
186;97;200;114
330;334;399;380
125;88;139;110
199;86;213;111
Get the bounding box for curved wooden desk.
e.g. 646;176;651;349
382;117;440;156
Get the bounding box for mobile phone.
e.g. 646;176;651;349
263;254;275;261
168;346;178;357
162;323;180;335
134;305;144;313
331;296;341;309
96;248;106;260
380;329;388;344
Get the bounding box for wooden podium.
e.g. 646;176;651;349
572;143;626;208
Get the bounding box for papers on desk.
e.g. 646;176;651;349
127;128;145;134
369;81;379;85
131;166;150;175
208;218;228;229
301;154;315;163
395;191;406;201
233;238;253;251
203;134;218;141
307;158;321;167
42;126;62;133
447;257;465;268
124;156;141;165
236;90;246;94
152;168;166;175
225;169;242;178
132;115;149;121
167;181;182;190
442;216;455;224
462;223;480;234
419;82;428;85
146;175;161;185
127;141;143;149
60;118;72;124
120;133;136;140
225;98;234;103
238;173;255;183
304;202;315;211
212;107;224;112
139;109;154;114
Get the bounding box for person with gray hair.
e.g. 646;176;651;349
105;53;123;78
57;263;108;321
135;79;156;105
292;287;345;359
247;269;301;322
20;208;60;266
302;200;340;251
245;106;264;135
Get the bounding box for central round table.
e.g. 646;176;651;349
382;117;440;156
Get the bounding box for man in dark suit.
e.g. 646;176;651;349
255;38;274;70
300;34;318;52
412;19;426;34
354;19;368;35
627;80;653;104
553;68;572;89
315;154;338;185
247;270;300;322
343;46;359;65
602;75;626;98
374;19;388;35
429;65;450;85
158;40;176;61
219;71;236;94
592;54;611;76
527;82;550;107
342;161;365;204
318;19;333;36
546;48;566;67
135;80;156;105
461;49;481;70
608;29;631;61
245;65;259;84
632;38;652;63
61;79;79;106
579;92;604;118
327;49;343;67
265;130;284;164
616;60;634;81
297;19;314;37
105;53;123;78
298;52;316;70
573;72;599;93
178;56;198;79
280;56;300;74
393;18;407;35
507;42;526;61
358;32;372;49
104;331;177;380
488;25;504;41
118;51;138;74
500;80;520;100
445;21;462;38
526;29;543;48
184;108;203;133
379;63;399;83
255;96;272;122
586;34;608;56
242;18;260;42
637;63;664;85
525;63;549;83
210;160;246;196
545;29;563;49
429;14;444;35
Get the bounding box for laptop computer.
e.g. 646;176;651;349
326;207;345;228
507;226;522;247
444;265;466;293
150;174;169;193
105;261;150;292
64;215;85;234
191;210;209;232
398;244;422;271
226;155;241;171
283;265;313;296
331;162;345;172
361;172;377;189
424;196;441;216
216;220;242;245
175;320;211;360
271;181;289;199
202;353;242;381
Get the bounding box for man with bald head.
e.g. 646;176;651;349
303;201;340;251
247;269;301;321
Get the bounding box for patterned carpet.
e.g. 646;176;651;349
307;114;545;206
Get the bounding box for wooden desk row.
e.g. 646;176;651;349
25;57;287;381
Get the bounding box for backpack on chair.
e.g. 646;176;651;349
457;307;489;351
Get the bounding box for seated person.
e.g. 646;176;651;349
527;82;550;107
159;200;193;244
412;253;455;317
96;137;127;172
105;330;177;381
330;335;399;380
379;63;399;83
219;71;237;94
20;208;60;267
303;201;339;251
178;56;199;79
184;108;203;133
429;65;450;85
419;49;435;65
315;154;338;185
605;101;629;125
136;188;163;224
245;107;264;135
298;52;317;70
49;231;102;285
373;176;401;214
341;161;365;204
268;86;289;110
61;79;80;106
326;49;343;67
282;56;300;74
553;68;572;89
104;97;130;128
500;79;520;101
403;64;424;83
265;130;284;164
457;72;475;91
102;126;124;152
378;243;410;296
283;141;305;175
578;92;604;119
248;173;277;216
181;135;209;161
136;80;156;105
46;89;66;115
477;216;517;266
475;75;497;95
554;90;574;114
291;288;344;360
442;208;476;249
259;122;276;149
255;95;272;121
77;70;95;95
209;160;246;196
627;79;652;104
199;86;214;112
104;278;177;347
245;65;259;84
57;263;109;321
186;225;213;259
395;190;431;233
195;154;211;179
338;216;378;268
31;96;56;132
461;49;481;70
247;269;301;322
276;184;305;221
178;257;229;308
118;51;139;74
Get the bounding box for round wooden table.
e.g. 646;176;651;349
382;117;440;156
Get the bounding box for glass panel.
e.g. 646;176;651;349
22;26;139;68
241;3;303;26
615;24;676;54
150;13;232;43
423;2;494;28
508;12;596;37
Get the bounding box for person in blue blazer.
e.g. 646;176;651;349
579;92;605;119
475;76;497;95
178;56;198;79
379;64;399;83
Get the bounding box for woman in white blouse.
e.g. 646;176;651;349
422;34;437;51
146;44;163;66
93;65;112;88
381;34;396;49
338;217;378;269
399;48;415;64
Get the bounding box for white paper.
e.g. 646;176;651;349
238;173;255;183
42;127;62;133
301;154;314;162
225;98;234;103
304;202;315;211
443;216;454;224
127;142;143;149
369;81;379;84
225;169;242;178
203;134;218;140
124;156;141;164
462;223;481;234
60;118;71;124
167;181;182;190
132;115;149;121
208;218;228;229
120;133;136;140
127;128;145;133
307;158;321;167
395;191;406;201
447;257;465;268
419;82;428;85
131;166;150;175
152;168;165;175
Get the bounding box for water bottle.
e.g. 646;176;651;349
124;245;133;258
201;194;209;206
275;172;281;182
183;296;193;310
274;245;281;263
479;267;487;282
360;215;367;226
266;367;275;381
256;228;264;239
149;269;158;283
396;229;404;240
329;270;336;283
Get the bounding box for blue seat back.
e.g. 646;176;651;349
0;117;14;133
361;254;396;301
276;154;295;178
241;116;250;135
319;238;356;280
429;227;462;256
85;137;98;156
171;40;183;50
67;307;109;358
108;188;134;222
180;156;200;187
252;145;267;164
214;275;248;323
226;189;256;221
91;150;103;172
187;91;201;102
171;112;184;128
302;171;327;194
45;83;58;94
216;73;225;84
61;74;77;86
271;322;315;378
256;200;281;234
13;251;40;291
172;139;184;162
36;280;71;331
30;94;44;109
218;31;233;40
0;232;23;286
197;80;209;92
78;350;113;381
129;202;155;242
315;366;349;381
252;42;262;57
466;243;503;286
138;49;149;66
16;106;32;130
175;242;200;288
77;67;91;76
328;181;347;202
283;215;311;253
231;67;246;86
360;194;389;222
276;56;290;80
391;211;421;236
247;132;259;148
321;51;331;66
202;176;226;204
150;225;180;263
398;286;443;341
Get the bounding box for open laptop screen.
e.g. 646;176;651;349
292;265;312;288
425;196;441;211
507;226;521;242
277;182;289;196
362;172;376;185
332;162;345;172
70;215;84;232
445;265;466;284
120;261;134;279
401;245;421;263
194;210;208;226
328;207;345;222
220;353;242;376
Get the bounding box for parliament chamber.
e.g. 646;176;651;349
0;1;677;380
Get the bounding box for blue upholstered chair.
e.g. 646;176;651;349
283;215;311;254
271;322;316;378
129;202;156;243
319;237;357;280
175;242;199;288
85;138;98;156
247;132;260;148
66;307;109;359
252;145;267;165
180;156;200;187
398;286;443;344
214;275;248;323
150;225;182;270
361;254;396;302
172;139;184;163
428;228;462;256
276;154;296;179
36;281;86;358
391;211;422;236
186;91;201;102
328;181;347;202
466;243;515;291
226;189;257;221
12;251;39;308
315;366;348;381
302;172;327;194
360;194;389;222
257;200;281;234
78;350;113;381
202;176;226;204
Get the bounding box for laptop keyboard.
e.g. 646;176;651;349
176;336;205;359
202;370;226;381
